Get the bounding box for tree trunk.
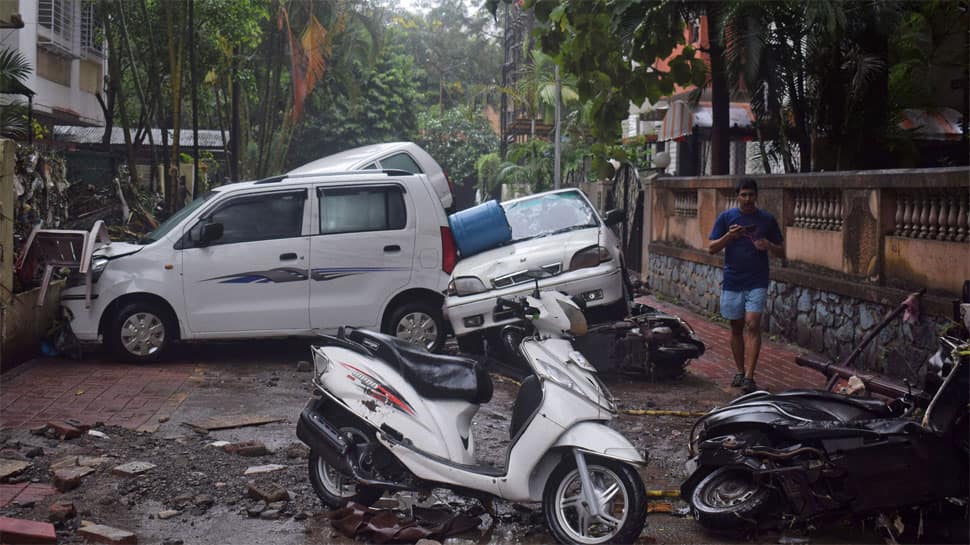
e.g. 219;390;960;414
165;0;186;212
706;5;731;176
230;46;241;182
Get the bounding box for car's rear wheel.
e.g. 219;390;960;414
106;300;176;362
384;301;445;352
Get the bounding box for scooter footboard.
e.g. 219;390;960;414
551;422;648;465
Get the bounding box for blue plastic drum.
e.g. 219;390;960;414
448;200;512;257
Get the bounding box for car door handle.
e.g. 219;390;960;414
383;245;401;253
279;252;298;261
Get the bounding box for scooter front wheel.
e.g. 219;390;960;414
543;456;647;544
308;452;383;509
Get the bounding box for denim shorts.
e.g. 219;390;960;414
720;288;767;320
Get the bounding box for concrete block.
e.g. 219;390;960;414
0;459;30;480
246;482;289;503
47;421;82;440
77;523;137;544
48;501;76;522
112;462;156;476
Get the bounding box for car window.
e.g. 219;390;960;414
503;191;599;242
380;153;423;173
143;191;218;243
362;162;379;170
318;186;406;235
198;191;305;245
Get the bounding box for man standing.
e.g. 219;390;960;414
708;178;784;393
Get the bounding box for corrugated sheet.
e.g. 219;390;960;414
54;126;225;148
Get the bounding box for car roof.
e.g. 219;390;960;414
287;142;419;175
214;170;417;193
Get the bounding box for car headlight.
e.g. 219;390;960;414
447;276;488;296
569;245;611;270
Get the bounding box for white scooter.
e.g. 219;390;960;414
296;272;648;544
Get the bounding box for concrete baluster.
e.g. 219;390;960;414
902;192;914;237
825;191;836;230
939;194;953;241
957;192;970;242
794;192;804;227
808;191;818;229
917;195;930;238
927;193;940;239
835;189;845;231
894;194;904;235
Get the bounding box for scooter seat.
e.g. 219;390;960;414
762;389;894;421
348;330;493;404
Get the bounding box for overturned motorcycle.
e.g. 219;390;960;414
296;275;649;544
574;302;705;380
680;334;969;540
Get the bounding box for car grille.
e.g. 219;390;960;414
490;262;562;289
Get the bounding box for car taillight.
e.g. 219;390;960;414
441;226;458;274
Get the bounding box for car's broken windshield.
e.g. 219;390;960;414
503;191;598;242
141;191;217;243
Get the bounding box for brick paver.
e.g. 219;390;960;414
0;483;56;508
0;360;197;431
636;295;829;392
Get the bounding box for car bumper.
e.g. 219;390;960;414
444;266;624;337
61;289;104;341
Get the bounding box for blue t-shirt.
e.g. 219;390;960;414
709;208;783;291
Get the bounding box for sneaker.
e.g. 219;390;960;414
741;378;758;393
731;373;745;387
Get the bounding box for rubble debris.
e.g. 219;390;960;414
0;459;31;480
156;510;179;520
24;447;44;458
47;421;82;440
88;430;110;439
284;443;309;459
329;502;482;544
48;501;77;522
259;509;281;520
183;415;284;432
192;494;214;510
51;467;94;492
296;360;312;372
246;482;289;503
222;440;269;457
207;441;231;448
111;462;156;476
0;516;57;544
243;464;287;476
77;522;138;544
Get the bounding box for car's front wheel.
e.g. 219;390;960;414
106;300;176;362
384;301;445;352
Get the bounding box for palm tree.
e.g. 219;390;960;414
0;48;32;139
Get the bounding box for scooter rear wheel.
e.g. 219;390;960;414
543;456;647;544
308;452;383;509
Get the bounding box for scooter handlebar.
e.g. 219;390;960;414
494;296;539;318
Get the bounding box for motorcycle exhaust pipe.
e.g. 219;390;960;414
296;405;354;475
296;401;414;492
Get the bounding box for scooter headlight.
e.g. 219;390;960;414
311;347;332;376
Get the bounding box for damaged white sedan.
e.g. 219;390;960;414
444;188;629;349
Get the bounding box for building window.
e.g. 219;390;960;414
80;1;103;58
38;0;77;57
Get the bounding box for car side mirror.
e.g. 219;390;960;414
199;222;224;245
603;208;626;226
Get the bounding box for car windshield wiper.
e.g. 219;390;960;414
542;224;598;237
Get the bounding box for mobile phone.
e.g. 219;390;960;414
742;224;757;233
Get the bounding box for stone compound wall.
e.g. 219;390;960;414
649;253;949;380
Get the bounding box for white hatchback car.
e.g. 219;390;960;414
444;188;629;348
60;167;457;362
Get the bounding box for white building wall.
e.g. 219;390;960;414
0;0;104;126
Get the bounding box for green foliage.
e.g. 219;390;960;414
286;40;421;169
415;107;499;186
495;140;554;193
528;0;701;141
475;152;501;194
0;48;32;138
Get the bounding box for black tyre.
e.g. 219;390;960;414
307;450;383;510
384;301;445;352
106;300;176;362
543;455;647;544
688;466;778;531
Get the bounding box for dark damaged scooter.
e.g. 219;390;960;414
680;335;968;540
